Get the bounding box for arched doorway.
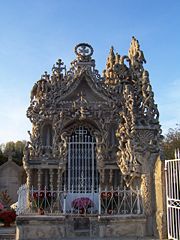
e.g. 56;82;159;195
66;126;99;193
63;126;99;212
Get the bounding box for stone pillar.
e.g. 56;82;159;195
100;169;105;186
26;169;32;209
57;168;61;190
141;173;152;216
109;169;113;185
37;169;42;190
141;173;153;236
154;156;167;239
44;169;49;187
49;169;54;191
26;169;32;189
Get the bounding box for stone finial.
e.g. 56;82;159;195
128;36;146;70
106;46;115;69
41;71;50;81
74;43;93;62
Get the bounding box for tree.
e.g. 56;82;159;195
0;147;7;165
0;140;26;166
162;124;180;159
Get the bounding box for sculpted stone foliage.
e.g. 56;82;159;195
141;173;152;216
21;40;165;239
24;40;161;189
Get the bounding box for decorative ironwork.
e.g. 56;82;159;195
165;158;180;240
66;126;99;193
16;185;142;216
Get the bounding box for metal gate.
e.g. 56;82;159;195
165;157;180;240
67;126;99;193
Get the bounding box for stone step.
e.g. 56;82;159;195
0;234;15;240
0;225;16;240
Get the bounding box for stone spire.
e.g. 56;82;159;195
128;36;146;70
106;46;115;69
103;46;117;85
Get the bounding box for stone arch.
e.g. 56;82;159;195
59;120;106;169
63;125;99;193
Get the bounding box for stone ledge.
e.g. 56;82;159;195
97;216;147;238
16;215;148;239
98;214;146;221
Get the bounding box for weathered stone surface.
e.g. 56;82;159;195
16;216;66;240
154;156;167;239
0;159;25;202
16;215;147;239
98;216;146;237
19;40;167;239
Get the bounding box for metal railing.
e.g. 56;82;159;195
165;157;180;240
17;185;143;216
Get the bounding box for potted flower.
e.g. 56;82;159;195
0;208;16;227
0;192;17;227
0;202;4;211
72;197;94;214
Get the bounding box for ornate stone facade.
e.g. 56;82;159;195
23;39;165;237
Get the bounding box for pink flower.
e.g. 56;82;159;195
0;202;4;210
72;197;94;209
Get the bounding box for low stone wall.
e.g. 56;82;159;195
16;215;147;240
16;216;66;240
98;215;146;238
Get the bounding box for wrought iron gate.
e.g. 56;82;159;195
165;158;180;240
67;126;99;193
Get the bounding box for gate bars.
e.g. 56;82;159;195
165;158;180;240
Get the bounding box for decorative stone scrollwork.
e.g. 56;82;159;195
103;46;130;87
24;40;164;238
59;132;68;164
72;92;90;120
25;40;162;191
75;43;93;61
141;173;152;216
128;36;146;71
30;72;51;103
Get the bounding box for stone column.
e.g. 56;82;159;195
26;169;32;208
37;169;42;190
57;168;61;190
49;169;54;191
109;169;113;185
141;173;152;216
100;169;105;186
26;169;32;189
44;169;48;187
154;156;167;239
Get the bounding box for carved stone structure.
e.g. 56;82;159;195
22;39;165;238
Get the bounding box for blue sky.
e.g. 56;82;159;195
0;0;180;143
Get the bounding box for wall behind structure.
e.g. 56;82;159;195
0;160;26;203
